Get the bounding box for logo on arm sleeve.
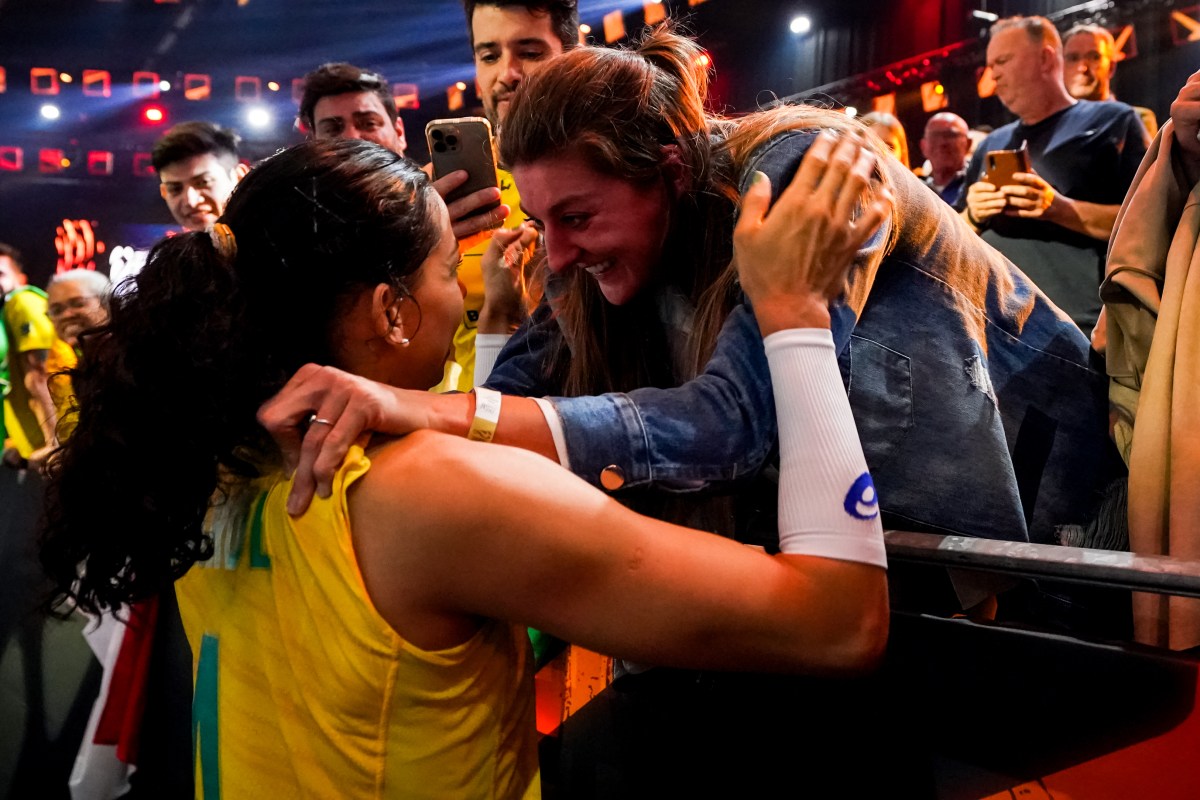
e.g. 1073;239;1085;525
844;472;880;520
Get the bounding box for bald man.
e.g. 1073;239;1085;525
920;112;971;205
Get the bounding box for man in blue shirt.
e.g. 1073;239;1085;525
960;15;1149;334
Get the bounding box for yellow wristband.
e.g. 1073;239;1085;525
468;387;502;442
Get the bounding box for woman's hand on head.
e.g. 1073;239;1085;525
734;130;893;336
257;364;435;515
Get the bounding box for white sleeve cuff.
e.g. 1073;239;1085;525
532;397;571;470
764;328;886;569
473;333;510;388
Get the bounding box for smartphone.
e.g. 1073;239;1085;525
425;117;502;220
983;144;1031;189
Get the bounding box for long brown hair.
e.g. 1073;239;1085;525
501;25;897;395
500;23;738;395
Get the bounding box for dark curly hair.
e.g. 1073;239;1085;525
41;139;441;615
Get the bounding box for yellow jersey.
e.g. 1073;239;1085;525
2;288;73;457
176;446;540;799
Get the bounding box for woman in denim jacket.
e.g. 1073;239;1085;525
265;26;1118;551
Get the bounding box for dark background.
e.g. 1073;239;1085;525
1;0;1196;287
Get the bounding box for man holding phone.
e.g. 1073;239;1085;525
960;15;1148;333
425;0;579;391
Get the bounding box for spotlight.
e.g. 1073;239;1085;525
59;73;73;83
790;15;812;35
971;10;998;22
159;80;172;92
141;104;166;124
696;54;711;68
245;106;271;129
40;103;61;120
455;81;467;91
267;81;281;92
844;106;858;117
579;23;591;34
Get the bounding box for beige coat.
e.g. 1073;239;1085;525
1102;119;1200;650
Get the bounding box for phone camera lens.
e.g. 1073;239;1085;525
446;134;459;148
431;129;444;140
433;142;447;153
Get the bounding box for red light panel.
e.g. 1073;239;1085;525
292;77;305;105
0;67;6;94
39;148;66;173
0;146;23;171
83;70;112;98
142;104;167;124
88;151;114;176
235;76;261;101
184;73;211;101
31;67;60;95
132;152;155;177
133;71;161;99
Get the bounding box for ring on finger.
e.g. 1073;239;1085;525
306;414;336;428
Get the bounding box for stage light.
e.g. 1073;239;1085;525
0;146;24;171
83;70;112;98
790;15;812;35
393;82;419;110
184;73;212;101
603;9;626;43
132;152;155;177
0;67;6;94
59;73;73;83
40;103;61;120
88;150;115;176
235;76;262;102
39;148;66;173
644;2;667;25
455;81;467;91
579;23;591;34
267;81;281;92
160;80;172;92
31;68;60;95
133;71;161;98
245;106;271;129
142;104;167;124
844;106;858;117
696;53;711;68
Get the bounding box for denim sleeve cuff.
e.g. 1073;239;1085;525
544;393;653;490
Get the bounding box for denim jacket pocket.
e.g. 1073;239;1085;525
840;334;914;472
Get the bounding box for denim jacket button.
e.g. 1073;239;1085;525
600;465;626;491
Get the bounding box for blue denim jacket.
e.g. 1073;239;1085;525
486;131;1120;544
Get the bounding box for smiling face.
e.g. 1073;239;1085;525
158;152;240;231
513;151;672;306
471;4;565;130
1063;31;1114;101
311;91;406;155
48;278;108;346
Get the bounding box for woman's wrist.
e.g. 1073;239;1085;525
752;296;832;336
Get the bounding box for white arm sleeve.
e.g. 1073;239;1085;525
765;328;886;568
473;333;511;388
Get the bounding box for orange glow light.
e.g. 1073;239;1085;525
83;70;112;98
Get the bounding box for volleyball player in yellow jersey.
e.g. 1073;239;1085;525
42;135;891;799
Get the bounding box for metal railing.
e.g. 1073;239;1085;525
884;530;1200;599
